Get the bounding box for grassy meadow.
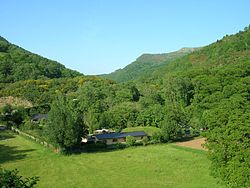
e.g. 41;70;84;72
0;131;223;188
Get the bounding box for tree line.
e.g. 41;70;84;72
0;26;249;187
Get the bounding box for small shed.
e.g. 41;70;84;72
31;114;48;122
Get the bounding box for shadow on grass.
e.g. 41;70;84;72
67;146;117;155
171;145;206;154
0;144;36;164
0;131;15;141
63;142;128;155
175;136;197;143
0;131;36;164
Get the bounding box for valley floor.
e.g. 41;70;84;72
0;131;223;188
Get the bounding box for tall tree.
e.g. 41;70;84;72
47;94;86;152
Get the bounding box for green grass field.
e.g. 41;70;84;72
122;126;161;136
0;131;223;188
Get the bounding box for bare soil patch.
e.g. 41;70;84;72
176;137;207;151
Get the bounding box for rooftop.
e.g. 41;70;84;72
31;114;48;121
95;131;147;140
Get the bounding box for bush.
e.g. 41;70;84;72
21;119;35;130
134;140;143;146
126;135;136;146
151;132;163;143
142;136;149;146
115;142;126;149
0;168;39;188
161;120;180;142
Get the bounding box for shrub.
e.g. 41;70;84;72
115;142;126;149
21;119;35;130
0;168;39;188
126;135;136;146
142;136;149;146
135;140;143;146
161;120;180;142
151;132;163;143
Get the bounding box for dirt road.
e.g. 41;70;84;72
175;137;207;151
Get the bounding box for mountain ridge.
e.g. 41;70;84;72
100;47;200;82
0;36;82;83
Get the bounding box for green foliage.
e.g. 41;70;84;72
142;136;149;146
46;93;86;151
21;119;36;131
115;142;126;149
0;104;26;127
204;96;250;188
150;131;164;144
108;102;140;130
0;168;39;188
1;25;250;187
0;36;81;83
101;47;199;82
122;126;161;136
126;135;136;146
0;131;222;188
135;26;250;187
160;120;179;142
0;76;108;105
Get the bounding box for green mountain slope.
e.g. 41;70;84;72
147;28;250;79
101;47;199;82
135;26;250;187
0;36;82;83
0;26;249;187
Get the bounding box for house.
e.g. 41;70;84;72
31;114;48;122
95;131;147;145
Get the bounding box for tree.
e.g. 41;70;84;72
84;110;99;134
0;40;9;52
46;94;86;152
0;105;26;128
107;102;140;131
204;95;250;188
160;79;189;141
0;59;13;82
160;119;180;142
0;168;39;188
130;85;140;102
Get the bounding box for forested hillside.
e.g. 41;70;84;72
0;26;249;188
135;26;250;187
0;36;111;107
0;36;81;83
101;47;198;82
0;76;112;106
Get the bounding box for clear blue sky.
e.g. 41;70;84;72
1;0;250;75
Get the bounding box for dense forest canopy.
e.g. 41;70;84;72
0;36;82;83
133;26;250;187
0;25;249;187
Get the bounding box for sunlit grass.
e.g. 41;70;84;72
0;131;223;188
122;126;161;136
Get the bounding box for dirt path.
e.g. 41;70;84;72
175;137;207;151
